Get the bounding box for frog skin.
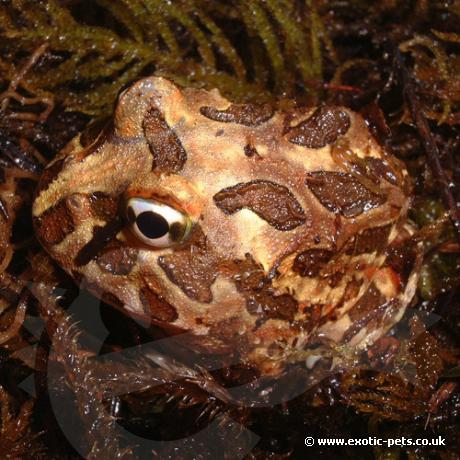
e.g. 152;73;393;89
32;77;419;375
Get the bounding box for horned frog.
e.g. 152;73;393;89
33;77;419;375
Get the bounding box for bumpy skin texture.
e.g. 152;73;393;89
33;77;418;375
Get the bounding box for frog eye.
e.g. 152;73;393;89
126;198;192;248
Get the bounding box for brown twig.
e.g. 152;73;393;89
0;288;27;345
397;50;460;240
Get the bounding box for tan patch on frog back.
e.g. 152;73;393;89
213;180;306;231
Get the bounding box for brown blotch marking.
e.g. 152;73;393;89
96;239;139;275
305;171;386;217
297;303;323;333
158;226;217;303
292;248;333;277
366;157;398;185
360;101;391;142
34;199;75;245
244;143;260;158
246;291;298;322
344;224;392;256
199;103;274;127
213;180;306;231
342;283;393;343
139;286;178;322
204;318;252;355
385;239;417;285
287;106;350;149
233;255;298;321
343;299;399;344
88;192;120;221
143;107;187;173
343;155;399;189
327;270;345;288
74;216;125;267
317;278;363;328
348;283;385;322
35;158;65;196
342;278;364;304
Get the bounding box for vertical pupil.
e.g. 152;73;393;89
136;211;169;239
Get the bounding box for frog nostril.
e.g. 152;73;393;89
66;194;85;212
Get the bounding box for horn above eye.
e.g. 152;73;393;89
126;197;192;248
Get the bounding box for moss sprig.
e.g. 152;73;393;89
0;0;332;115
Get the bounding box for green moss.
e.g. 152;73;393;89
0;0;331;115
